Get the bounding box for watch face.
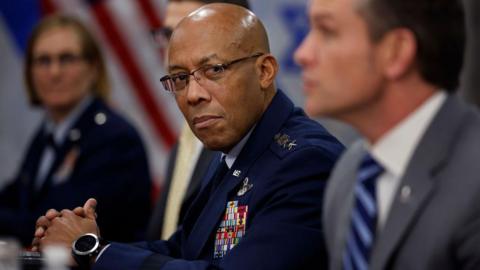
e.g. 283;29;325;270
74;234;99;255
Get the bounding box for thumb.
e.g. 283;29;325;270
83;198;97;220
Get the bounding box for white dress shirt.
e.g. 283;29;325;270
365;91;446;231
223;127;254;169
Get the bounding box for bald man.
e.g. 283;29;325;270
34;4;343;270
147;0;250;241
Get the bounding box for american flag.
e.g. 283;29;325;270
0;0;322;192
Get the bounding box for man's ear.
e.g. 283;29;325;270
377;28;417;80
256;54;279;89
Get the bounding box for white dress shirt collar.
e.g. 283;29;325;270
43;95;93;146
367;91;447;178
364;91;447;229
222;126;255;169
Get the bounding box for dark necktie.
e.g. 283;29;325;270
34;132;61;191
45;133;60;154
209;157;229;195
343;153;384;270
182;155;229;236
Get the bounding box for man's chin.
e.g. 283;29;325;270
201;138;233;153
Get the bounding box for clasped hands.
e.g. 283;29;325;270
31;198;100;258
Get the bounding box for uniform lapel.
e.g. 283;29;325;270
185;148;216;201
183;90;294;259
183;166;237;259
35;99;101;197
37;137;75;194
371;96;469;270
20;129;48;208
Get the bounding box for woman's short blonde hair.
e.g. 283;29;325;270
24;14;110;106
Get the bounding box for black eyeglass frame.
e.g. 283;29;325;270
160;52;265;94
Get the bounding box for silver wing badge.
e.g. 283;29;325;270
237;177;253;196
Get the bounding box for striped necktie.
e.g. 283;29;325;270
343;153;384;270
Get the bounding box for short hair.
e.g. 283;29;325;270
169;0;250;10
357;0;465;92
24;14;110;106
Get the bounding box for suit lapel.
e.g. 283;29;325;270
183;90;295;259
371;96;470;270
20;129;48;208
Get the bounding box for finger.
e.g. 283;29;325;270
34;226;45;238
35;216;51;232
36;215;48;228
45;209;61;220
73;207;85;217
31;237;40;251
59;209;76;219
83;198;97;220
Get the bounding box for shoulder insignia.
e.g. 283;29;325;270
94;112;107;125
274;133;297;151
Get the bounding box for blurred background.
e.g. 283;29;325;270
0;0;478;191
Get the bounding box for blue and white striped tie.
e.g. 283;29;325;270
343;153;384;270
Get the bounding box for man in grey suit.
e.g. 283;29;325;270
295;0;480;269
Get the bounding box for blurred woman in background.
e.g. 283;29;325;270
0;14;152;246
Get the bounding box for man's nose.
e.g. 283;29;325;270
185;75;210;105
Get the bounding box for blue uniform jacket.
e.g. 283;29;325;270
0;98;152;245
94;90;344;270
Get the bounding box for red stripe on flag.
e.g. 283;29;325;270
137;0;166;67
40;0;57;15
138;0;163;29
91;2;176;148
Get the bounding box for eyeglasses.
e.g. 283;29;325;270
32;52;86;69
160;52;264;94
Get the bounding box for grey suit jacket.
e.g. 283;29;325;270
324;95;480;270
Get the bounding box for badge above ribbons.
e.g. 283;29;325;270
214;200;248;259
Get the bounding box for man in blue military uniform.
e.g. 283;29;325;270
146;0;251;241
34;4;344;269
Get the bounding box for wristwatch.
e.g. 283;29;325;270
72;233;107;268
